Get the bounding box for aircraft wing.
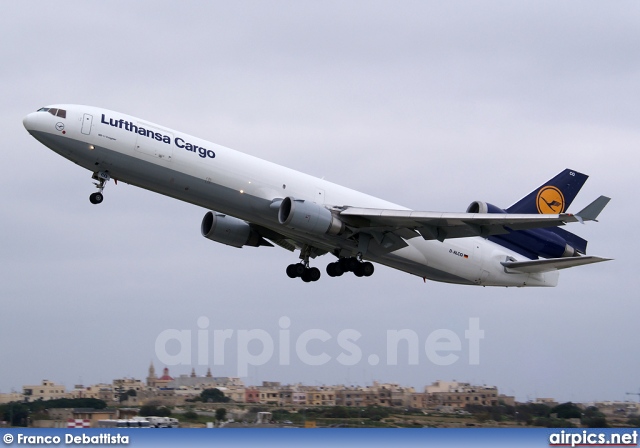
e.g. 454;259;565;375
501;256;612;273
338;196;610;242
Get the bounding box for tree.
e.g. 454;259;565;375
200;388;230;403
1;403;30;427
183;410;198;420
120;389;137;403
627;417;640;427
551;402;582;420
1;398;107;427
156;407;172;417
533;417;576;428
582;407;608;428
139;405;171;417
583;416;608;428
326;406;349;419
215;408;227;422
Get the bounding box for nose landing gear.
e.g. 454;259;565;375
90;171;110;204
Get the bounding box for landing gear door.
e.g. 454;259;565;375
81;114;93;135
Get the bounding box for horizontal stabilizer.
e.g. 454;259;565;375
576;196;611;222
501;256;612;273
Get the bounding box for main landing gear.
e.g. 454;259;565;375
286;263;321;282
89;171;110;204
326;257;374;278
286;250;375;282
286;244;322;282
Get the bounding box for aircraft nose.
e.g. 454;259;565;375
23;112;37;131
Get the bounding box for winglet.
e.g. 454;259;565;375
576;196;611;222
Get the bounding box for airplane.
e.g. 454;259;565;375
23;105;611;287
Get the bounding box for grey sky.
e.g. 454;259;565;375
1;1;637;403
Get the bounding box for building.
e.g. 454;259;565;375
257;382;280;405
245;387;260;403
146;363;175;388
113;378;145;392
533;398;558;407
278;385;294;406
410;392;426;409
68;384;111;400
587;401;640;417
221;386;245;403
0;392;23;404
166;369;243;391
424;380;499;409
22;380;66;402
149;366;174;389
498;394;516;406
45;408;118;428
335;386;377;407
292;390;307;406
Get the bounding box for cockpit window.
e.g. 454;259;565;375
37;107;66;119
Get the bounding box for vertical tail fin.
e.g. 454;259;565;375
506;169;588;214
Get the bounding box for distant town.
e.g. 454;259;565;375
1;364;639;428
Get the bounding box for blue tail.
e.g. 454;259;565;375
506;169;588;214
489;169;590;259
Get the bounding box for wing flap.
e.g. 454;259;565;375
501;256;612;273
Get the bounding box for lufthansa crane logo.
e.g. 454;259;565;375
536;186;565;214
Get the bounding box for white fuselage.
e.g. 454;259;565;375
23;105;558;287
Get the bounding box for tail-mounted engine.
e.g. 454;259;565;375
466;201;507;215
466;201;584;259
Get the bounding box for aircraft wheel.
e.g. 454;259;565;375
286;264;298;278
301;270;312;282
339;257;357;272
362;262;375;277
90;192;103;204
328;262;344;277
309;267;321;282
326;263;336;277
354;264;364;277
293;263;306;277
